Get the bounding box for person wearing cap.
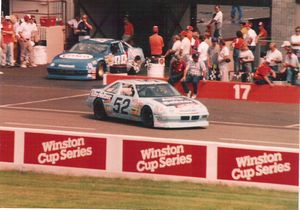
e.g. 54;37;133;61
1;16;14;67
149;26;164;57
253;58;276;86
207;37;220;80
280;43;299;85
239;44;254;82
186;25;193;41
231;30;245;77
265;42;283;74
164;35;182;76
76;14;93;41
208;5;223;39
122;16;134;45
290;26;300;62
180;53;206;98
218;39;230;82
256;22;268;57
168;55;186;85
16;15;38;68
179;30;191;62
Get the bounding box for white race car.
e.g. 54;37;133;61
87;79;209;128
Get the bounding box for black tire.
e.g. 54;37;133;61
93;98;107;120
141;106;154;128
96;62;105;80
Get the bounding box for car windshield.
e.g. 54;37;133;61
136;83;180;97
69;42;108;54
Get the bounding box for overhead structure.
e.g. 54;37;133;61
75;0;272;55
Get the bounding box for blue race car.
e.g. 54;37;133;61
47;38;144;80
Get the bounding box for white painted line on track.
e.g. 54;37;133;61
285;124;300;128
2;106;91;114
219;137;299;147
0;93;89;108
210;120;293;129
4;122;96;131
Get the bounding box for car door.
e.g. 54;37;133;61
110;41;127;65
111;83;135;120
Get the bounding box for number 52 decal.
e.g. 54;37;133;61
113;97;130;114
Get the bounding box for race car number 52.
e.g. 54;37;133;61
233;84;251;100
113;97;130;114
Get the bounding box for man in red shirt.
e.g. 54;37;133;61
122;16;134;44
168;55;186;85
1;16;15;66
149;26;164;57
253;58;276;86
256;22;268;57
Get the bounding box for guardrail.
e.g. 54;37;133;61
0;127;298;192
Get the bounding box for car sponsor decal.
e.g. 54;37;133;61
97;92;113;101
123;140;206;178
218;147;299;186
58;64;75;68
0;130;14;162
59;53;93;60
24;132;106;170
154;97;197;107
105;54;127;66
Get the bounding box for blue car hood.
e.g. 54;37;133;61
51;52;103;64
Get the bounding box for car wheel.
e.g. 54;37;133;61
96;62;105;80
93;98;107;120
141;106;154;128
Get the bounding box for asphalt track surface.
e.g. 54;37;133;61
0;65;299;148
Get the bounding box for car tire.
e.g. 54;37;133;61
93;98;107;120
141;106;154;128
96;62;105;80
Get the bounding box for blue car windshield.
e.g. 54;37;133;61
137;84;180;98
69;43;108;54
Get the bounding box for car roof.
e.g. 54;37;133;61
81;38;116;44
116;79;168;85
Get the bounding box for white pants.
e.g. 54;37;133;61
219;64;229;82
2;42;14;65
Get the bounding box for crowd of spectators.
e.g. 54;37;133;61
1;14;39;68
142;4;300;95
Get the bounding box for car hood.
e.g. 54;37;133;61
51;52;102;63
149;96;208;114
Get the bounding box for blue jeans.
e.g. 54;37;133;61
233;48;240;75
231;6;243;21
286;67;298;84
168;73;183;85
181;75;202;94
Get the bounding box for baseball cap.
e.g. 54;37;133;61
186;25;193;31
281;41;291;48
258;22;264;26
180;30;187;37
5;16;11;20
153;25;159;33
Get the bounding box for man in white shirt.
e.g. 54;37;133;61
265;42;283;73
245;22;257;71
180;31;191;62
218;39;230;82
239;44;254;82
197;35;209;73
208;5;223;39
280;42;299;85
164;35;182;76
16;15;38;68
67;16;81;46
290;26;300;62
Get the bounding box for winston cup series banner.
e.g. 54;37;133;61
123;140;207;178
24;132;106;170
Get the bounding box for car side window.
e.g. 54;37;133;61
110;43;121;55
105;82;120;94
121;83;135;97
